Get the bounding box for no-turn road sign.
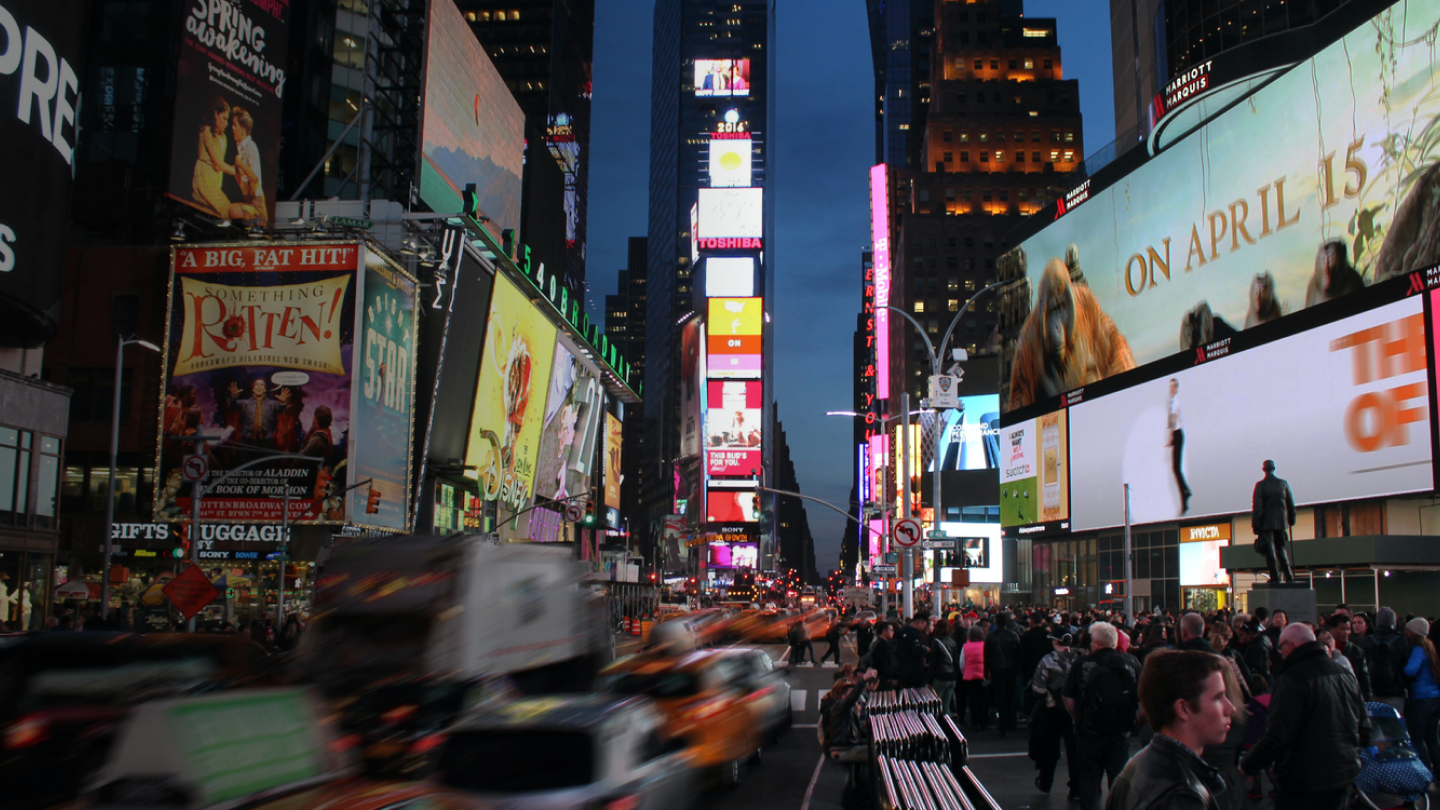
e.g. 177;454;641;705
893;518;922;548
182;454;209;483
564;503;584;522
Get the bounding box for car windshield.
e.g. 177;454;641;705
599;671;701;699
438;730;595;792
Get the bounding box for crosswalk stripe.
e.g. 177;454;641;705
791;689;807;712
821;662;838;667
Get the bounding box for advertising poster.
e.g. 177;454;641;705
420;0;523;237
926;395;1001;471
166;0;290;226
604;413;623;511
349;250;418;530
708;138;753;187
706;487;760;523
0;1;88;345
694;59;751;97
1003;1;1440;411
707;297;763;379
680;320;703;459
466;272;557;513
961;537;988;569
708;542;758;569
1069;296;1432;530
940;522;1003;583
157;243;361;523
534;342;605;505
706;257;755;297
697;188;764;239
706;380;762;477
1000;411;1069;530
1180;538;1231;588
663;514;687;572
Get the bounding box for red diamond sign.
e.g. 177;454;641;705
162;564;221;620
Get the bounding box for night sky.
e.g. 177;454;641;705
585;1;1115;574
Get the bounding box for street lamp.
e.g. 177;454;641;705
885;281;1004;615
102;336;161;619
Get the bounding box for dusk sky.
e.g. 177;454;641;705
585;1;1116;574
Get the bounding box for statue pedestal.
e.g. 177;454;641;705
1248;582;1317;624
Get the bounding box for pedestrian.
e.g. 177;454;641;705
986;610;1022;736
870;621;900;689
1020;611;1053;716
1105;651;1236;810
1239;620;1272;683
1240;624;1368;810
1325;613;1371;699
1363;607;1410;712
855;615;874;660
897;615;930;688
788;619;811;666
962;624;988;730
1029;632;1079;798
1401;617;1440;774
931;619;958;715
819;617;845;665
1063;621;1144;810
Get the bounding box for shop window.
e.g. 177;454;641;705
87;467;110;514
33;437;60;529
62;466;84;513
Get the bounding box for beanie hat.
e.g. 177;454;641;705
1378;607;1397;628
1407;617;1430;637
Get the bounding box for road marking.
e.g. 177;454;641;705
967;752;1029;759
798;754;826;810
791;689;807;712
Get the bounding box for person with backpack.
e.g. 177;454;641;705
897;615;931;688
986;611;1023;736
1030;632;1080;798
1063;621;1144;810
931;619;959;716
1364;606;1410;712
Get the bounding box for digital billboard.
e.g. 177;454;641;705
694;59;751;97
604;412;623;512
697;188;763;239
708;542;759;569
940;522;1002;583
420;0;523;238
1069;296;1431;530
706;380;762;477
706;257;755;298
1180;537;1231;588
706;297;763;379
681;319;704;459
466;272;557;513
870;165;891;399
0;1;88;346
706;486;760;523
166;0;288;228
534;342;605;506
1002;1;1440;412
708;138;753;187
157;244;362;524
961;537;988;569
927;395;1001;471
349;250;419;530
1000;410;1070;533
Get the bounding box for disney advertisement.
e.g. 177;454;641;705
349;251;418;531
166;0;289;226
158;243;361;524
466;272;557;513
1003;0;1440;412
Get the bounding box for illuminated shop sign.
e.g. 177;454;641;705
869;165;891;400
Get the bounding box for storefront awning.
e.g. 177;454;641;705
1219;535;1440;570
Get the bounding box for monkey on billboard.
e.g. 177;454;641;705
1008;258;1136;409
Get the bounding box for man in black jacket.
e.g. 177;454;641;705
1326;614;1371;700
1365;606;1410;711
869;621;900;689
986;611;1023;735
1239;621;1272;683
1020;612;1055;714
1065;621;1144;810
1106;651;1234;810
1240;624;1368;810
896;615;930;687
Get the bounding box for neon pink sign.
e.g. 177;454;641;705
870;164;890;399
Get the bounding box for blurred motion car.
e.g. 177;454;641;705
433;695;697;809
0;632;275;810
597;649;773;785
710;647;792;741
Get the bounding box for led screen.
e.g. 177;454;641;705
709;138;753;187
708;541;759;568
706;297;763;379
939;522;1002;583
870;165;891;400
1069;296;1431;530
604;413;623;511
697;188;763;239
534;342;604;508
960;537;988;569
1180;539;1231;588
1001;2;1440;412
706;257;756;297
999;410;1070;530
927;395;1001;471
706;488;760;523
694;59;751;97
706;381;762;476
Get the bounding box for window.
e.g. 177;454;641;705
973;59;982;70
978;132;988;143
1016;152;1025;163
1064;131;1075;143
942;130;952;142
946;237;956;248
1044;59;1052;69
1050;150;1059;161
0;428;28;525
947;279;959;291
1063;150;1074;161
943;151;953;163
990;59;999;69
1032;131;1042;142
948;299;960;312
965;279;977;291
994;151;1004;163
1009;59;1018;69
959;132;969;143
913;301;925;313
1033;151;1041;163
944;188;955;201
959;151;969;163
34;437;60;529
982;190;992;202
918;189;929;202
67;368;133;423
957;93;967;104
979;152;988;163
1024;59;1034;69
995;132;1005;142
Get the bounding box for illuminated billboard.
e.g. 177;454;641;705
166;1;288;228
1003;1;1440;412
1069;296;1431;531
694;59;751;97
708;138;753;187
708;542;759;569
420;0;523;238
466;272;558;513
706;381;762;477
706;297;763;379
534;343;605;507
697;188;763;239
940;522;1003;583
706;258;755;298
1180;535;1231;588
605;412;623;511
706;486;760;523
870;165;891;400
927;395;1001;471
680;320;705;459
1000;410;1070;533
157;244;364;525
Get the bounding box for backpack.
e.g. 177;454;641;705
1370;632;1411;696
1080;655;1140;735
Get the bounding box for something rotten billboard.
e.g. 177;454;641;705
166;0;289;227
158;243;364;524
1002;0;1440;413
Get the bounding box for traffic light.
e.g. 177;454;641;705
581;501;598;527
171;526;190;559
366;487;382;514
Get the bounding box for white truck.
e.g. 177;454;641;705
843;587;875;611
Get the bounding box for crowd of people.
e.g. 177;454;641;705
824;601;1440;810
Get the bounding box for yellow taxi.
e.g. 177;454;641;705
597;649;768;785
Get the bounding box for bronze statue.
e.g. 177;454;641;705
1252;459;1297;583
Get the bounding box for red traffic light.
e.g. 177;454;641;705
366;488;382;514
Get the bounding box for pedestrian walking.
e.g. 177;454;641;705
1029;632;1079;799
1063;621;1143;810
931;619;959;715
820;617;845;665
870;621;900;689
1175;613;1251;810
1240;624;1368;810
986;611;1022;736
897;615;930;688
962;624;988;730
1326;614;1371;699
1364;607;1411;712
1401;617;1440;775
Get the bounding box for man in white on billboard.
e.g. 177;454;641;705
227;107;267;225
1165;379;1191;514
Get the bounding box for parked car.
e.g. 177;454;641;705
434;695;698;809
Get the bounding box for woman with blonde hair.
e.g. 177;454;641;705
192;95;236;216
1403;617;1440;774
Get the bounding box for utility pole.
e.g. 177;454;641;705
901;392;913;619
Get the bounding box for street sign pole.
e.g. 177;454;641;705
901;392;913;619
